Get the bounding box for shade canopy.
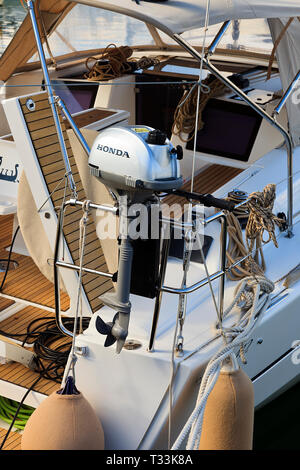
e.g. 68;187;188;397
1;0;300;145
2;0;300;81
0;0;74;82
73;0;300;35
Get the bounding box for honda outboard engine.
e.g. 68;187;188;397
89;125;183;194
88;126;183;353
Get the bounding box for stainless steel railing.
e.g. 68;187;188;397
53;199;118;338
147;199;250;351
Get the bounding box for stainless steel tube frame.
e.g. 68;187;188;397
161;269;223;295
65;198;118;214
53;199;118;338
160;252;253;295
207;21;231;56
160;209;228;297
56;260;114;279
56;97;91;157
148;198;252;348
172;34;294;237
27;0;77;196
274;70;300;115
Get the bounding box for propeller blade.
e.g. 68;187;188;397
95;315;112;335
96;313;120;348
104;334;117;347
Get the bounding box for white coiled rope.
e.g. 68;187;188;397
171;274;274;450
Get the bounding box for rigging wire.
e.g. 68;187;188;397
190;0;211;194
63;201;89;384
167;215;194;449
167;0;214;449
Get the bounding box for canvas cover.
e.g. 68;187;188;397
268;18;300;147
2;0;300;79
74;0;300;35
0;0;74;82
1;0;300;144
74;0;300;146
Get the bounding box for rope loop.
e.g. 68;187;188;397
199;82;211;94
81;199;91;224
216;275;274;341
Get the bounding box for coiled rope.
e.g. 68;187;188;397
171;75;226;142
225;184;284;281
171;274;274;450
84;44;133;81
246;183;282;250
84;43;160;81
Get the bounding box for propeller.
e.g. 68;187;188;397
95;312;129;353
95;313;118;347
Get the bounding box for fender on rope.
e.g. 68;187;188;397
171;274;274;450
21;201;105;450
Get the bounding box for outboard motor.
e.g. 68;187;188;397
88;125;183;353
89;125;182;193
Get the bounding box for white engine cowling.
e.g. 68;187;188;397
88;125;183;191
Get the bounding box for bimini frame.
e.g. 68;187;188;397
173;28;298;238
27;0;298;237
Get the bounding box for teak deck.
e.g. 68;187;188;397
0;215;69;311
0;427;21;450
20;93;114;314
0;214;67;396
